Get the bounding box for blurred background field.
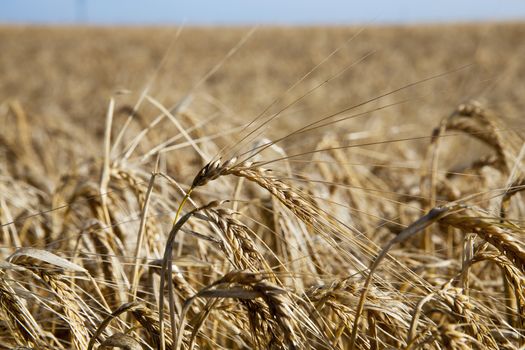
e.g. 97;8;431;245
2;23;525;136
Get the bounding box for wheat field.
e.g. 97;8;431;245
0;23;524;349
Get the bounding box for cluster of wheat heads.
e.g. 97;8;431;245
1;36;525;350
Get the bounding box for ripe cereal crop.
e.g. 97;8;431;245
0;23;524;349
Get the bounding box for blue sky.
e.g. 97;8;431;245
2;0;525;25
